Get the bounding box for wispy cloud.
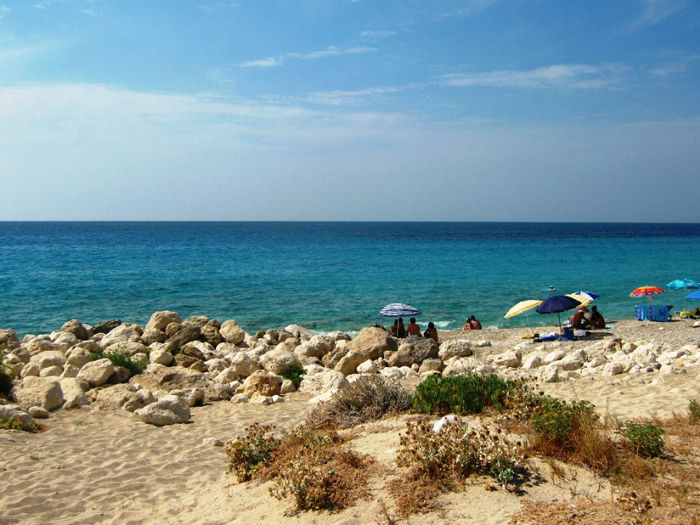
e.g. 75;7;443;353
300;86;404;106
630;0;689;29
442;64;629;89
360;30;397;42
649;53;700;77
438;0;500;19
239;45;376;68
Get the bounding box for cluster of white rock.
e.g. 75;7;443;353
1;311;698;429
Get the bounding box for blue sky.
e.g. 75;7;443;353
1;0;698;221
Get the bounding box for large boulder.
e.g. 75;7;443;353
201;321;223;347
93;384;155;412
298;369;348;396
388;338;439;367
24;339;66;357
60;319;90;341
220;320;245;345
261;348;302;375
141;329;167;345
0;404;36;431
91;319;121;335
135;394;190;426
130;364;205;392
12;376;64;411
145;311;182;333
438;339;473;360
101;323;144;348
243;370;283;397
167;324;201;347
0;329;20;350
29;350;67;370
229;352;261;378
66;347;93;369
60;378;89;409
104;341;149;357
77;359;115;387
324;326;397;370
284;324;315;340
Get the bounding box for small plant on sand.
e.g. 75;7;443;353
689;399;700;422
305;375;413;429
395;416;524;491
280;363;306;389
530;396;596;445
412;374;515;415
225;423;280;482
623;421;665;458
268;426;374;511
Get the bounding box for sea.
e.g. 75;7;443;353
1;222;699;337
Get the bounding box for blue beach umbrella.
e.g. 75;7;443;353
687;290;700;300
535;295;582;329
667;278;700;289
379;303;422;318
571;290;600;300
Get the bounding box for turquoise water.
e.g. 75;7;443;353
0;222;698;336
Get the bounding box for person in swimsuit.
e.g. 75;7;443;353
423;322;438;342
406;317;421;336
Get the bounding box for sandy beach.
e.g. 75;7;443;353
1;319;699;524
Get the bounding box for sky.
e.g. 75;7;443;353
0;0;698;222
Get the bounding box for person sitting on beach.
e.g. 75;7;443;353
389;320;399;336
406;317;421;336
590;305;605;329
569;309;584;329
397;317;407;338
462;315;482;330
424;322;438;342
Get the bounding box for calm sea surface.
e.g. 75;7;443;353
1;222;698;336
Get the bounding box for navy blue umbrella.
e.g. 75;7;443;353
379;303;422;317
535;295;582;329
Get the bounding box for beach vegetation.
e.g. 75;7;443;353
165;342;181;356
280;363;306;389
305;375;413;429
225;423;280;482
689;399;700;422
623;421;665;458
88;350;147;376
412;374;515;415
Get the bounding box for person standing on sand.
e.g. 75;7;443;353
424;322;438;342
406;317;421;336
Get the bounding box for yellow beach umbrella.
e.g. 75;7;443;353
504;299;543;319
566;293;592;307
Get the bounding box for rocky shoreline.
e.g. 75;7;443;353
1;311;700;431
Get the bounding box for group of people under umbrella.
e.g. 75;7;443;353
380;277;700;341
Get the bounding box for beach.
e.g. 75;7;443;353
1;316;699;524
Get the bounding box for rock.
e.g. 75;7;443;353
24;339;65;357
101;323;144;348
438;340;473;360
28;406;49;419
540;365;560;383
165;322;181;338
231;393;249;403
112;365;132;383
141;328;167;345
475;340;492;348
105;341;149;357
66;348;92;369
0;404;36;430
603;362;625;376
388;338;439;367
243;370;283;397
356;359;378;374
92;319;121;334
149;348;174;366
220;320;245;345
214;367;239;384
0;329;20;350
93;384;154;411
522;353;543;369
298;369;348;396
229;352;261;378
201;323;223;347
51;331;79;347
145;311;182;333
442;357;482;377
135;394;190;426
77;359;115;387
20;362;41;378
492;350;521;368
167;324;202;347
12;376;64;411
202;437;224;447
60;364;80;378
60;320;90;341
284;324;314;340
30;350;67;370
131;364;204;392
39;365;62;377
419;358;444;374
555;352;585;371
280;379;296;394
544;349;566;364
169;388;205;407
60;378;89;409
261;348;302;375
324;326;397;370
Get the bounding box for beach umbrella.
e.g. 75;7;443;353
504;300;542;319
567;291;598;306
535;295;582;329
666;278;700;289
629;286;665;302
379;303;422;318
687;290;700;300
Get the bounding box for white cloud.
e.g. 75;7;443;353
630;0;689;29
438;0;500;19
360;30;397;42
442;64;629;89
649;54;700;77
300;86;404;106
239;45;376;68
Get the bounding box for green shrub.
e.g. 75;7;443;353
305;375;413;429
689;399;700;422
530;397;596;445
412;374;515;415
623;422;664;458
225;423;281;482
88;350;148;376
280;363;306;389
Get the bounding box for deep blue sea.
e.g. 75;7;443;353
1;222;699;337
